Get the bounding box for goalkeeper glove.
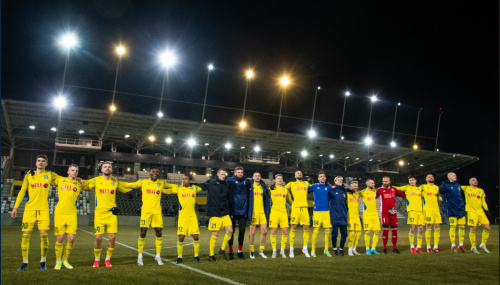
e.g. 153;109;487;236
110;207;121;215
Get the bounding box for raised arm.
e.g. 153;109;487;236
117;181;134;193
162;182;179;194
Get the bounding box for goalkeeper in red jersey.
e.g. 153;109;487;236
376;176;405;254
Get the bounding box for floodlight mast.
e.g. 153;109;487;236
277;76;290;132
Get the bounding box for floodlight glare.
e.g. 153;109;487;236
157;111;164;118
54;96;67;109
254;146;260;152
280;76;290;87
187;138;196;148
29;125;35;130
398;102;401;106
225;142;232;150
329;154;334;159
341;136;345;140
413;144;418;150
364;136;373;146
239;121;247;128
319;154;323;157
345;91;351;96
317;86;321;90
148;136;155;142
159;50;176;68
165;137;172;144
125;134;130;138
246;70;254;79
60;34;78;49
390;141;397;148
204;143;210;146
301;150;308;157
208;64;214;70
308;129;317;138
79;130;84;134
116;46;126;56
110;105;116;112
370;95;377;102
51;127;57;132
399;160;404;166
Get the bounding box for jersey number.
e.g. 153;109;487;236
409;218;414;222
140;220;146;225
314;220;319;226
95;227;100;234
469;219;474;224
178;227;183;232
364;223;369;229
22;222;29;229
210;223;216;229
426;217;431;221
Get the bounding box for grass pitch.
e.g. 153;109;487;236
1;225;498;284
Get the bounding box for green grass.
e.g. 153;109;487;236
1;225;498;284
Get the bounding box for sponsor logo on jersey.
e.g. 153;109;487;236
73;182;77;185
31;182;42;188
43;183;48;188
99;189;112;194
111;182;115;186
44;176;48;179
254;192;263;196
157;183;161;187
156;190;160;194
146;189;159;194
73;187;77;192
110;190;114;194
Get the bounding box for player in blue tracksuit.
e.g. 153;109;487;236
329;176;349;256
439;172;467;252
226;166;251;259
308;171;334;257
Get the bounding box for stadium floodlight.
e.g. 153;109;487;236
364;136;373;146
398;102;401;106
390;141;397;148
59;33;78;49
208;64;214;70
239;121;247;129
187;138;196;148
246;70;254;79
54;96;67;110
308;129;317;138
159;50;176;68
79;130;85;134
341;136;345;140
157;111;164;118
399;160;404;166
319;154;323;157
413;144;418;150
253;145;260;152
329;154;334;159
301;150;308;157
29;125;35;130
317;86;321;90
225;142;232;150
436;148;439;152
241;146;245;149
165;137;172;144
345;91;351;96
125;134;130;138
116;46;126;56
280;76;290;87
110;105;116;112
148;136;155;142
370;95;377;102
420;164;424;167
51;127;57;132
205;143;210;146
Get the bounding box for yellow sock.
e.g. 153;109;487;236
94;249;102;259
210;236;217;256
155;237;162;255
55;242;63;262
138;237;145;254
372;233;379;249
21;234;30;261
434;228;440;247
106;247;114;258
193;240;200;256
221;233;231;250
425;229;432;246
449;226;456;244
177;241;184;258
481;230;490;245
259;246;265;252
63;242;73;260
417;235;423;247
249;244;254;253
281;235;288;250
311;228;319;251
354;232;361;248
303;230;310;247
290;230;296;248
364;233;371;249
469;231;476;248
409;233;415;246
348;231;355;248
324;229;331;251
40;234;49;259
270;234;277;250
458;226;465;244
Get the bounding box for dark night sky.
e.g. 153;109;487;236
1;1;498;211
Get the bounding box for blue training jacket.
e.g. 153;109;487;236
439;181;465;218
308;183;331;211
329;184;349;226
246;180;271;223
226;175;251;216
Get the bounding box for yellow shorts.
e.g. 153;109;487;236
449;216;466;226
177;216;200;236
424;211;442;224
22;210;50;232
348;216;362;231
95;212;118;235
140;211;163;228
250;212;267;225
312;211;332;228
208;215;232;231
54;214;77;235
407;211;424;225
269;210;289;228
290;207;310;225
363;215;381;231
467;211;489;227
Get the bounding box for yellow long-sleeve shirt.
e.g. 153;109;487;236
54;177;90;215
168;185;203;218
126;179;178;214
88;176;132;215
14;171;61;211
395;185;423;212
419;184;441;212
285;181;311;208
461;186;488;212
269;185;289;213
347;191;361;218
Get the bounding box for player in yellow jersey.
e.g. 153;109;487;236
358;179;381;255
285;170;312;258
269;174;290;258
126;167;178;266
12;154;63;271
419;174;442;253
87;161;133;268
395;176;424;254
52;164;90;270
247;171;270;259
347;181;362;256
462;177;491;254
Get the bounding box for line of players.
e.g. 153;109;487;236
11;155;492;271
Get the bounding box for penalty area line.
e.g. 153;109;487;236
79;229;244;285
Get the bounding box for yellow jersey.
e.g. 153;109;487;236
395;186;423;212
419;184;441;212
359;188;378;217
88;176;132;215
461;186;488;212
269;185;288;212
285;181;311;208
169;185;203;218
14;171;61;211
346;191;360;218
127;179;178;214
252;183;265;214
54;177;90;215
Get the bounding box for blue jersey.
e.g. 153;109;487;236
329;184;348;225
439;181;465;218
309;183;331;211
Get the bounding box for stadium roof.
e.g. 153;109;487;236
1;99;479;177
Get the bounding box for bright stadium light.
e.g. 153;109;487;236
79;130;85;134
329;154;334;159
159;50;176;68
246;70;254;79
399;160;405;166
165;137;172;144
364;136;373;146
341;136;345;140
208;64;214;70
319;154;323;157
204;143;210;146
29;125;35;130
148;136;155;142
225;142;232;150
54;96;67;109
317;86;321;90
187;138;196;148
398;102;401;106
239;121;247;129
59;33;78;49
345;91;351;96
116;46;126;56
413;144;419;150
280;76;290;87
370;95;377;102
157;111;164;118
125;134;130;138
308;129;317;138
110;105;116;112
390;141;397;148
301;150;308;158
254;145;260;152
51;127;57;132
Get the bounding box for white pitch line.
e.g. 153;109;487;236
79;229;244;285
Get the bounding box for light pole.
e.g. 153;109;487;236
310;86;321;129
201;64;214;123
391;102;401;147
434;111;443;152
110;45;126;112
277;76;290;132
339;91;350;140
367;95;377;137
241;69;254;127
158;50;176;118
59;33;78;95
413;107;423;148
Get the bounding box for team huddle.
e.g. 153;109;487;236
11;155;492;271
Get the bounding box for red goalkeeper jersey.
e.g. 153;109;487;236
376;186;405;213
